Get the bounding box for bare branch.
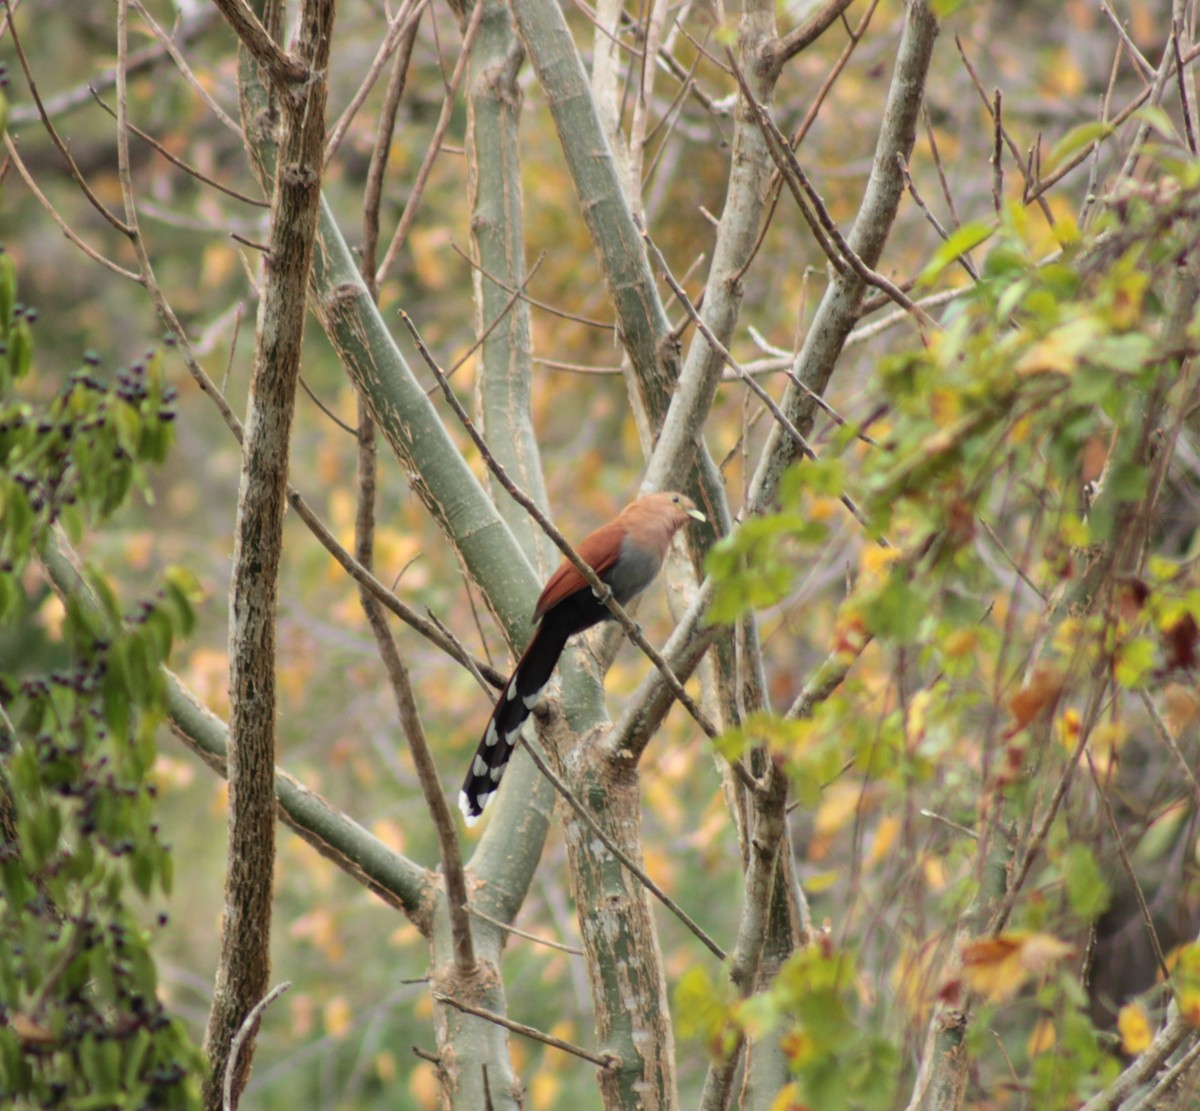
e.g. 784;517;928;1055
765;0;856;70
200;0;334;1102
377;0;486;286
355;390;474;972
2;135;142;282
519;734;726;960
128;0;244;135
433;992;621;1069
3;1;133;235
325;0;426;164
206;0;307;91
222;983;291;1111
644;226;883;542
361;6;424;296
729;49;936;333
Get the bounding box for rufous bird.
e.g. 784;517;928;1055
459;492;705;825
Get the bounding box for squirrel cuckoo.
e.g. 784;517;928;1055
459;492;705;825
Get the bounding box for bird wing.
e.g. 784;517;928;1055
532;523;623;623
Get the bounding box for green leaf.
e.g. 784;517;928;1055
1043;121;1115;174
7;318;31;380
1113;636;1155;687
1133;103;1178;141
861;573;930;644
1063;844;1111;919
86;567;124;628
0;251;15;341
918;221;994;286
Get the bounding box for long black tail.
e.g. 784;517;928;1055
458;623;569;825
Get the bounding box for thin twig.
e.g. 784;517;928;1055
922;103;963;230
129;0;244;136
361;4;424;297
729;50;936;333
3;136;142;282
1138;688;1200;810
432;992;620;1069
450;242;616;330
1099;0;1156;80
1031;41;1200;203
953;34;1055;224
991;88;1004;216
1081;40;1125;228
733;0;882;286
766;0;856;69
377;0;486;286
222;982;291;1111
1173;19;1199;155
8;11;218;127
3;1;133;235
88;89;268;207
519;735;726;960
204;0;306;92
356;430;476;973
325;0;425;164
446;255;546;377
920;809;978;840
988;677;1108;936
1084;749;1171;986
642;227;886;544
897;153;979;281
467;905;584;956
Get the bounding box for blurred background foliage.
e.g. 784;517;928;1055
2;0;1199;1107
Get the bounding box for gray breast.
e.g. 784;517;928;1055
603;534;664;605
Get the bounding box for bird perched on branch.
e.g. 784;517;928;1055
459;492;705;826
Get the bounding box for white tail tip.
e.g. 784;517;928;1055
459;789;482;828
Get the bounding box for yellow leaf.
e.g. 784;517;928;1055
923;855;949;893
814;780;862;839
860;544;904;581
809;495;841;522
1014;321;1098;377
805;869;840;894
943;628;978;659
375;1050;397;1082
1057;708;1081;750
408;1060;441;1109
323;995;352;1039
1027;1017;1056;1055
961;932;1071;1002
1118;1003;1153;1054
530;1072;562;1110
866;815;900;870
769;1082;802;1111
